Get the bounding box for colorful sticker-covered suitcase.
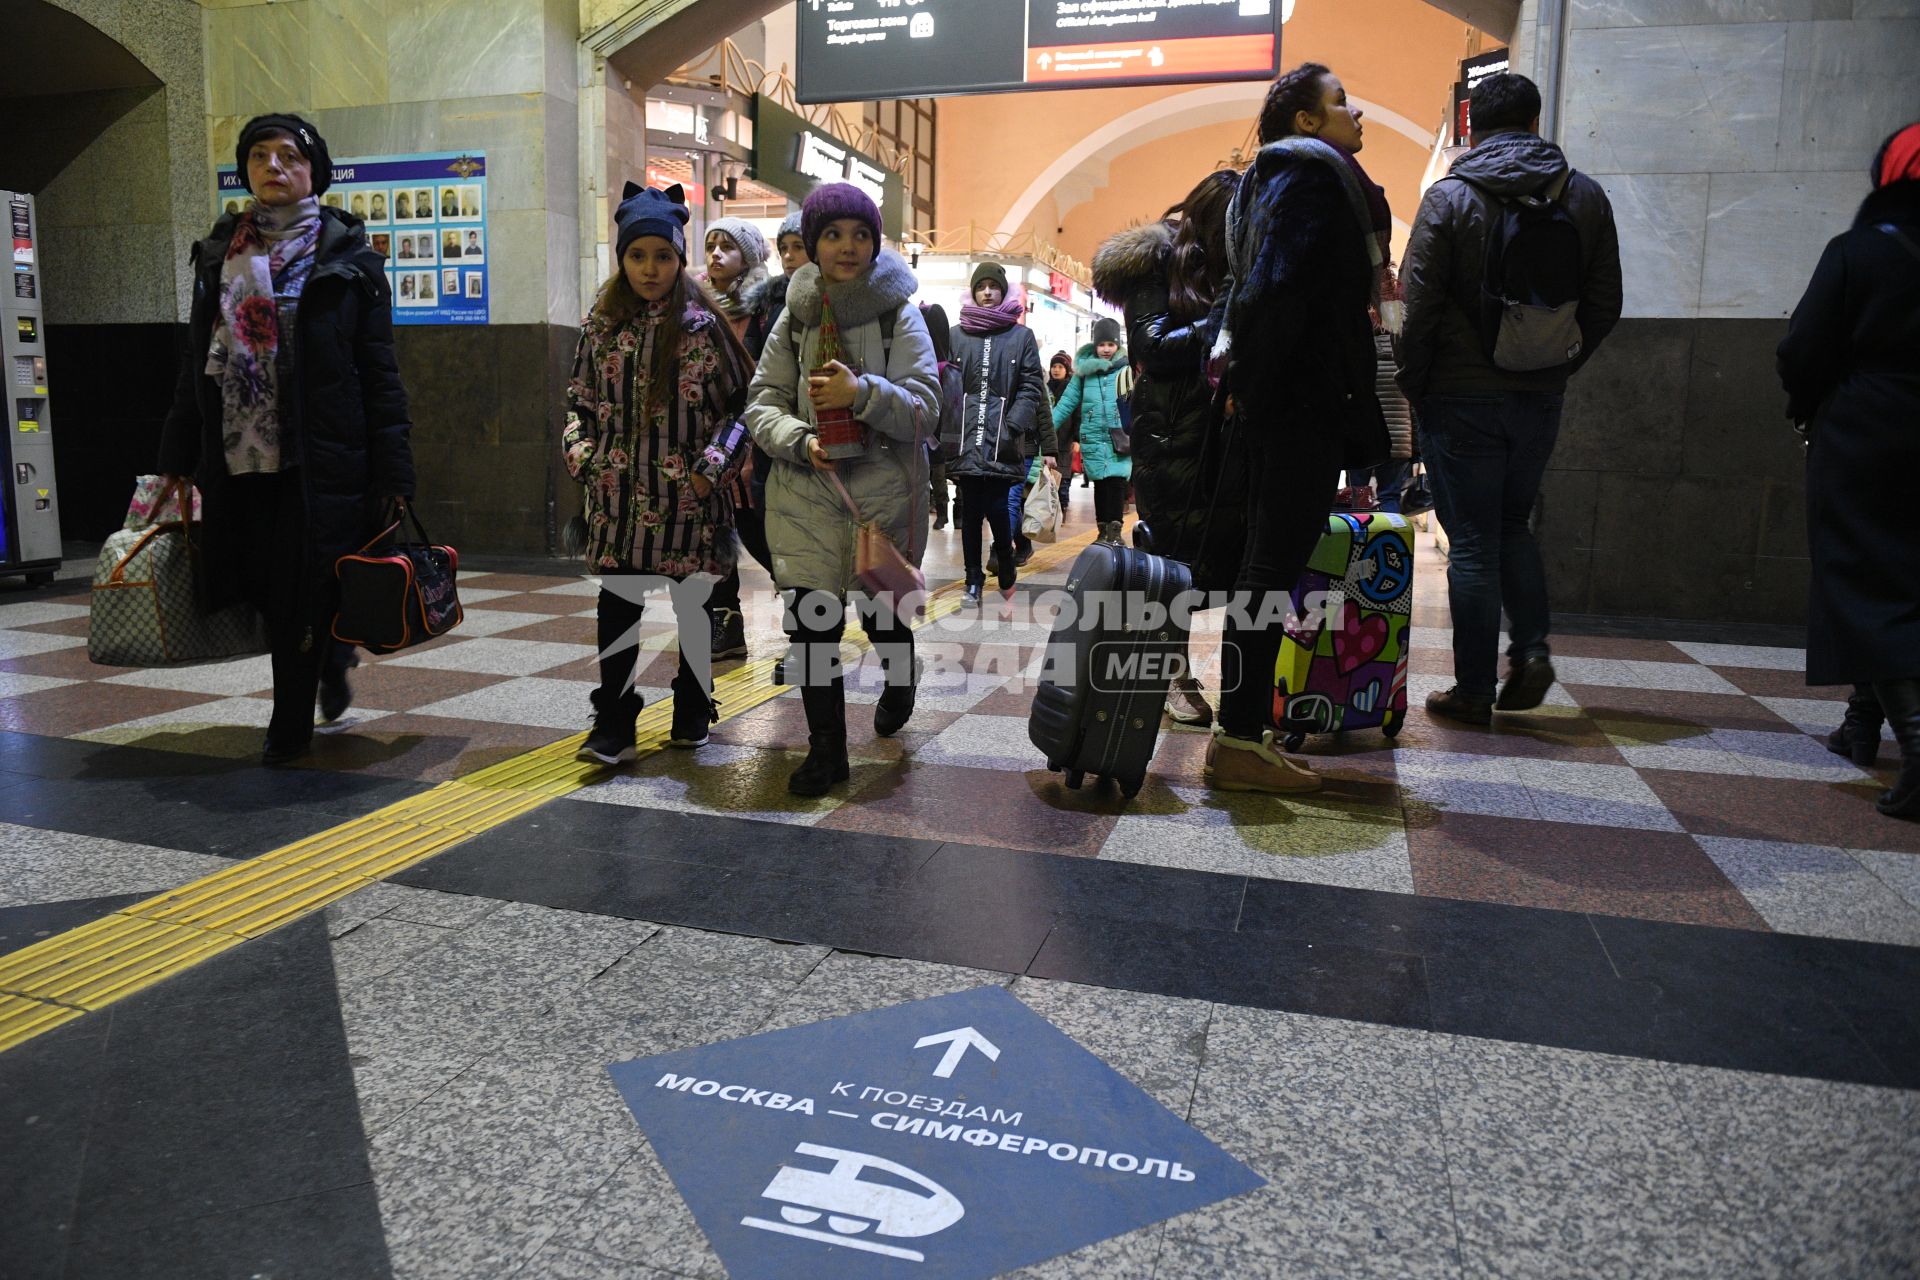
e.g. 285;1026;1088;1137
1271;511;1414;750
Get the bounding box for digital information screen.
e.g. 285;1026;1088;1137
797;0;1280;103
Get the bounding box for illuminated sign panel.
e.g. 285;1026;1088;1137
798;0;1281;103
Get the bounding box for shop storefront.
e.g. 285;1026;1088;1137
753;95;908;245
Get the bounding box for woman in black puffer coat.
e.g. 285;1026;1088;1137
1778;122;1920;820
1092;169;1243;727
159;114;414;765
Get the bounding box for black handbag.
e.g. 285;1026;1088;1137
332;504;464;654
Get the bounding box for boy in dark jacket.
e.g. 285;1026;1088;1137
1397;72;1622;725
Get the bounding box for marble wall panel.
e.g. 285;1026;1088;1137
545;0;582;105
204;2;312;120
544;93;582;223
484;207;556;325
38;225;176;326
1700;171;1869;316
1562;23;1787;175
1555;319;1693;474
1571;0;1818;26
385;0;546;104
546;210;583;327
1777;19;1920;172
36;92;171;229
1854;0;1920;16
1589;172;1710;318
308;0;392;111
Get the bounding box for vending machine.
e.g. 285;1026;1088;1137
2;189;61;585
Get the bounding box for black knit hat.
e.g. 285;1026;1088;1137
235;114;333;197
802;182;883;262
1092;316;1122;345
971;261;1010;295
615;182;691;262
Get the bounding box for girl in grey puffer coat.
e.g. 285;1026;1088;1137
744;183;940;798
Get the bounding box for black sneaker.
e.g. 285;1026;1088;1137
1014;544;1034;568
711;608;748;660
963;584;983;609
579;691;640;764
1495;656;1556;712
787;738;851;796
1426;686;1494;726
668;692;717;749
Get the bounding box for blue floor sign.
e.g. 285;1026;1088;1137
607;986;1265;1278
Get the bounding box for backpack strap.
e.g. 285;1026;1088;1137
878;307;895;362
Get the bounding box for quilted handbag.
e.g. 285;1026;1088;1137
88;520;269;668
332;505;463;655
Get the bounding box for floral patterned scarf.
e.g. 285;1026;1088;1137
206;196;322;475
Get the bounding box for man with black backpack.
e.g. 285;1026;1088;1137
1397;71;1622;725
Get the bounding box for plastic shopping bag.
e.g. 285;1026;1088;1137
124;475;202;530
1022;472;1061;543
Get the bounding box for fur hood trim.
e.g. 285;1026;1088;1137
785;250;917;329
742;271;789;314
1075;343;1129;376
1092;222;1173;304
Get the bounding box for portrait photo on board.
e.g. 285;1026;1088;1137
464;271;483;299
371;232;391;258
441;267;459;296
349;193;367;218
412;188;433;221
369;191;388;224
417;271;436;302
459;185;481;219
441;230;462;260
459;229;484;264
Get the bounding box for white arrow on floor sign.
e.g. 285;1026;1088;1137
913;1026;1001;1079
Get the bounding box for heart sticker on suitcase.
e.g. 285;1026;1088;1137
1334;608;1389;675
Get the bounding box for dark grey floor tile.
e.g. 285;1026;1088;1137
913;842;1248;932
0;893;145;959
65;1182;391;1279
0;1013;111;1280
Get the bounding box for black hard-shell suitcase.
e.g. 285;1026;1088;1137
1028;542;1193;799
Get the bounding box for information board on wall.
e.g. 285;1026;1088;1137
798;0;1280;103
215;151;489;325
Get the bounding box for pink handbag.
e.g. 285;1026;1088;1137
828;470;926;620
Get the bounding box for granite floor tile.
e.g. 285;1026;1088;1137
912;709;1051;769
300;713;572;782
1433;1035;1770;1280
1670;641;1806;670
98;655;276;696
823;759;1124;858
0;683;219;737
622;923;830;984
1853;847;1920;913
529;579;606;597
705;694;964;760
0;642;137;680
1396;750;1542;821
1407;811;1767;928
1007;977;1211;1117
384;637;599;677
1756;694;1898;743
309;663;511;714
409;675;643;731
753;951;1011;1032
514;1244;680;1279
1573;686;1798;735
444;900;655;977
0;823;232;905
488;614;601;645
1692;837;1920;946
545;1146;727;1279
372;1053;647;1198
1612;726;1872;784
0;600;90;629
372;1148;596;1280
1176;1005;1458;1274
845;657;1013;714
570;744;877;826
1642;770;1920;855
1659;1061;1920;1278
1364;706;1629;764
1551;656;1744;694
1098;785;1413;893
1713;665;1850;701
496;960;795;1070
330;917;458;986
1545;634;1688;662
1002;1222;1169;1279
459;574;594;593
0;630;85;661
0;672;77;700
1512;757;1686;831
465;593;600;617
442;607;576;638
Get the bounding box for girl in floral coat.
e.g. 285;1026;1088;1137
563;183;753;763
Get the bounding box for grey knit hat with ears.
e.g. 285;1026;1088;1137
776;210;805;249
704;216;769;274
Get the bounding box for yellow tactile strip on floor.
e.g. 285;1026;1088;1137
0;531;1094;1054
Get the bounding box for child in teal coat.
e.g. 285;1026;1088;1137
1051;316;1132;542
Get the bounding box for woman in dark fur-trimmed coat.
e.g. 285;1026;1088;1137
1092;168;1244;729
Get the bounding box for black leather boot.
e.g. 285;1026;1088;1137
788;677;850;796
668;673;716;749
1871;679;1920;820
580;685;642;764
874;653;921;738
1827;684;1884;768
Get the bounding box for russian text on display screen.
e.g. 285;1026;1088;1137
796;0;1281;104
608;985;1265;1278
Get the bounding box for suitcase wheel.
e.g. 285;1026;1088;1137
1283;731;1307;753
1064;769;1085;790
1118;775;1143;800
1382;710;1404;739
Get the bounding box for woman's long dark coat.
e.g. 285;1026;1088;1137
1778;179;1920;686
159;207;415;631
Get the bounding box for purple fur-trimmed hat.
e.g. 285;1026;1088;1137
801;183;883;262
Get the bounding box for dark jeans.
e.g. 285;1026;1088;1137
1419;391;1564;699
930;458;949;521
231;471;347;749
1093;476;1129;524
1009;479;1032;556
595;577;715;709
956;475;1017;591
1216;425;1344;740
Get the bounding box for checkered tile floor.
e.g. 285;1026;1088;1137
5;500;1915;949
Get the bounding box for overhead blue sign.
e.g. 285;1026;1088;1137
608;985;1264;1278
